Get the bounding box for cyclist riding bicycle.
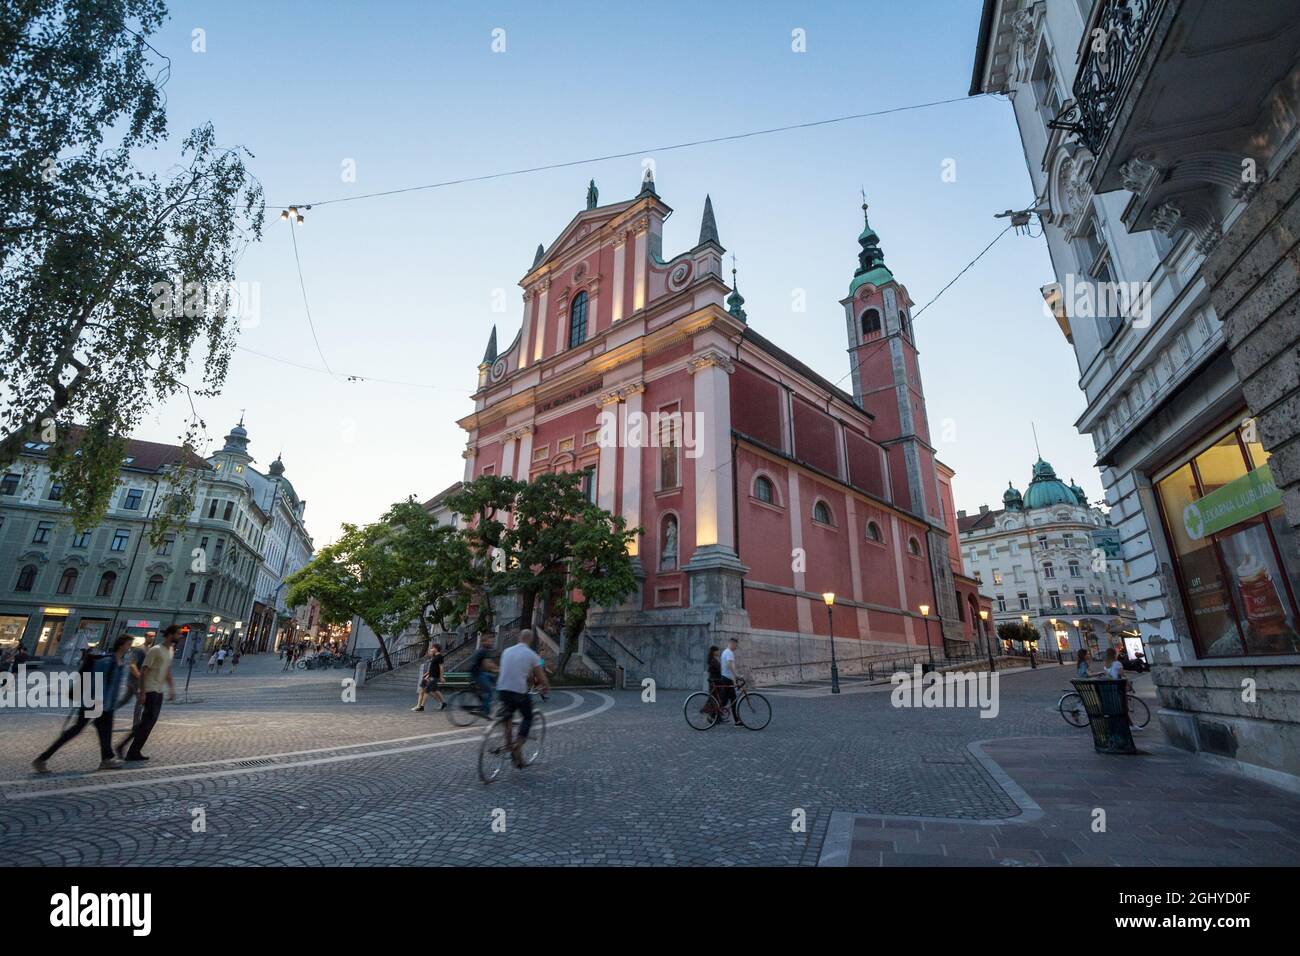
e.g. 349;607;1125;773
468;632;498;716
496;629;550;768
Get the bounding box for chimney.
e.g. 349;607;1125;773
979;505;990;515
957;509;967;519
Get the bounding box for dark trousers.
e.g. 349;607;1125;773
498;690;534;741
121;691;163;758
716;676;738;721
40;708;115;761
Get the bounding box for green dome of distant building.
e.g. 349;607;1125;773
1023;458;1079;510
1068;479;1088;507
1002;482;1024;511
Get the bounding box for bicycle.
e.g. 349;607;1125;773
448;682;495;727
478;689;547;783
683;677;771;731
1058;685;1150;729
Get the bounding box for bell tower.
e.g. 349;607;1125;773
841;199;962;642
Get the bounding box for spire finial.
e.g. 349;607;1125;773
238;409;245;427
860;186;869;224
1032;421;1041;459
481;325;498;366
698;194;719;246
726;252;747;322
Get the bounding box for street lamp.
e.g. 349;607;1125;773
979;609;995;672
1019;612;1029;659
918;604;935;672
822;592;840;694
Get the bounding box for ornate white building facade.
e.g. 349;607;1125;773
958;457;1136;656
971;0;1300;787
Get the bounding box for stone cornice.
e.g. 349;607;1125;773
687;349;736;375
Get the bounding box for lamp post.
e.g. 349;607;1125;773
979;609;995;672
822;592;840;694
919;604;935;672
1071;619;1081;667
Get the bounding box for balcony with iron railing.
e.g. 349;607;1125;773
1047;0;1300;245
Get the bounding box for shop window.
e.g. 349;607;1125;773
1155;424;1300;657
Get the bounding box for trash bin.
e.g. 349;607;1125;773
1070;678;1137;755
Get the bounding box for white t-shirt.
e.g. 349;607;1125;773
497;643;542;694
720;647;737;680
1105;660;1124;679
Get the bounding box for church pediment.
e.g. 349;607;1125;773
531;202;636;275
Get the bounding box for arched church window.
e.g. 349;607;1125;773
568;290;589;348
907;536;921;556
865;520;882;542
861;308;881;337
660;514;679;571
812;500;832;525
899;310;912;340
753;475;774;504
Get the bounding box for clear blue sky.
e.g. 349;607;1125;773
139;0;1099;544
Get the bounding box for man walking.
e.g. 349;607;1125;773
33;634;131;772
118;633;154;757
117;625;179;762
411;643;446;712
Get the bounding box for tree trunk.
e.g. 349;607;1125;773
519;589;537;633
366;619;394;672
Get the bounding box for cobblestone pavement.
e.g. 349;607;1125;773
1;656;1292;866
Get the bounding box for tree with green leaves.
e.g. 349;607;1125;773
443;475;524;635
285;521;400;672
1;0;264;532
499;472;639;675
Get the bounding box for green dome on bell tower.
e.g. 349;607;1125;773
848;199;894;294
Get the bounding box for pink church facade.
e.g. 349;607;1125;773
455;176;990;687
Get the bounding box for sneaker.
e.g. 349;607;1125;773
410;706;424;712
114;741;128;760
124;754;148;762
438;702;447;710
32;758;49;774
98;758;123;771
